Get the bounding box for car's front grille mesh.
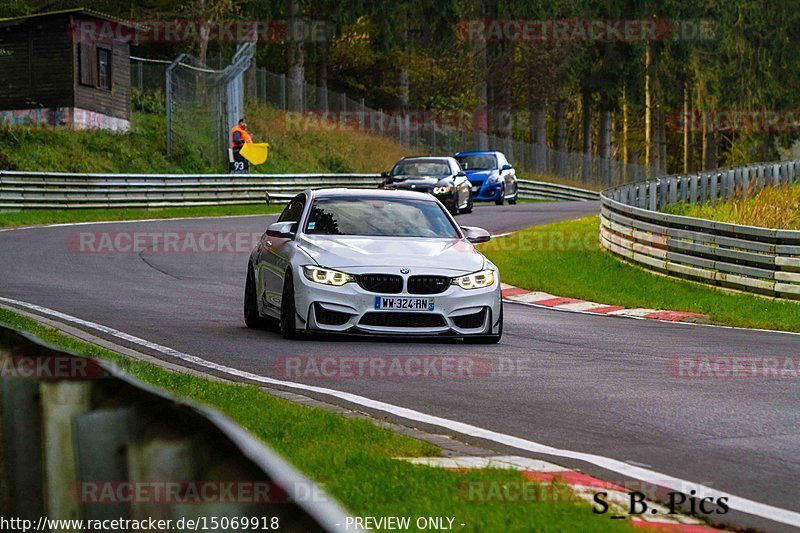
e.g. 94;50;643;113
359;312;446;328
407;275;450;295
314;304;351;326
357;274;403;294
452;308;487;329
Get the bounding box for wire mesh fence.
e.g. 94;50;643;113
132;56;653;184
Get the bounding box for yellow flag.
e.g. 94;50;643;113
239;142;269;165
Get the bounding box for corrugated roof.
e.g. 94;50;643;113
0;8;139;28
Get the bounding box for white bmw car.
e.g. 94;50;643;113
244;188;503;342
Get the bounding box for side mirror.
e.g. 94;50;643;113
456;170;466;177
265;192;271;206
501;164;512;171
461;226;491;244
380;171;390;178
267;221;296;238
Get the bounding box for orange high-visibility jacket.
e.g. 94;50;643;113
230;124;253;148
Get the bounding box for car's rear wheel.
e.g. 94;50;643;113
464;308;503;344
280;270;300;339
244;264;268;329
495;186;505;206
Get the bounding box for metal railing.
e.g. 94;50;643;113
0;324;351;529
600;161;800;299
0;171;598;209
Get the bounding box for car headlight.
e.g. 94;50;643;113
451;269;496;289
487;173;501;183
433;186;452;194
303;265;354;286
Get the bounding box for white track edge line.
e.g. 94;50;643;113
503;298;800;337
1;296;798;528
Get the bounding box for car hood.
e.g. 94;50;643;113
297;235;485;273
385;176;444;188
463;169;496;185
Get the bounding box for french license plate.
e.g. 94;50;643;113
375;296;434;311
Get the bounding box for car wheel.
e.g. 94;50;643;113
509;196;517;205
449;201;459;216
244;264;267;328
464;308;503;344
280;269;301;339
494;186;505;206
463;194;473;214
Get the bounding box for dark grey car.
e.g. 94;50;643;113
379;156;473;215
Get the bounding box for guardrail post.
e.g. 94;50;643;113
710;172;718;203
649;181;657;211
73;409;132;521
41;381;92;523
668;177;677;205
741;167;749;197
699;173;708;203
1;374;45;519
690;174;698;204
774;163;782;186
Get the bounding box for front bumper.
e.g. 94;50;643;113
472;181;503;201
293;266;502;337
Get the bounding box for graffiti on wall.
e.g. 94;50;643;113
0;107;130;132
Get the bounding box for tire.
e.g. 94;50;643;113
494;186;505;206
464;307;503;344
280;270;301;339
244;265;267;328
449;201;459;216
509;197;517;205
462;193;473;214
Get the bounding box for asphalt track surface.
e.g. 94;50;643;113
1;200;798;530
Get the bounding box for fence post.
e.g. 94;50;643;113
165;54;186;158
280;74;287;110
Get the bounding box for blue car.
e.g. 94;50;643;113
454;151;518;205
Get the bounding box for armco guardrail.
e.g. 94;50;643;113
0;324;352;530
0;171;598;209
600;161;800;300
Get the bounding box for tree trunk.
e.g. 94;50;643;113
600;109;612;185
474;41;489;150
683;81;690;173
659;111;666;175
286;0;305;111
622;86;628;183
701;111;708;171
645;44;652;177
555;100;567;176
398;70;410;144
581;89;593;181
530;108;547;174
316;40;328;112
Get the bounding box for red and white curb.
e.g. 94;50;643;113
501;283;710;324
401;456;720;531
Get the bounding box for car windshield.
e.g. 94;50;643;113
304;197;460;238
456;154;497;171
391;161;450;177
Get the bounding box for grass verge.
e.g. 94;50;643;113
0;204;285;228
481;216;800;332
0;306;630;531
663;183;800;230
